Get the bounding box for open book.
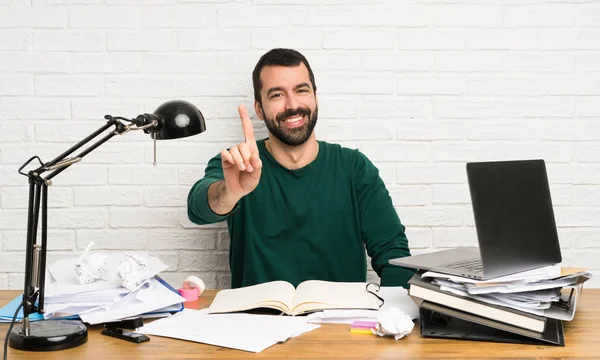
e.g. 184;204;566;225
207;280;382;316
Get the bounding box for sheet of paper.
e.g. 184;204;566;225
140;309;320;353
422;264;562;284
307;309;378;324
45;287;130;304
561;267;588;277
439;285;551;311
43;304;107;319
308;315;378;324
465;273;591;294
432;278;561;302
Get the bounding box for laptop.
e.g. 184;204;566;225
390;159;562;280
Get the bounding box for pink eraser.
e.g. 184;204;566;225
178;287;199;301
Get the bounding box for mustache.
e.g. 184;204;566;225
275;107;311;123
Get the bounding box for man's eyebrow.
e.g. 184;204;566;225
266;83;312;96
294;82;311;90
266;86;285;96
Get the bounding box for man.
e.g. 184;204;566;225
187;48;414;288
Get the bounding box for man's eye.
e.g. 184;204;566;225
270;93;282;99
298;88;308;93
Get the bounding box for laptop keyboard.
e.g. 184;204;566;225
442;258;484;272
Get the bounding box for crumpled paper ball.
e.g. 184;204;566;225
75;241;108;284
372;307;415;340
117;253;148;290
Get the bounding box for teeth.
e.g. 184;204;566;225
285;116;302;123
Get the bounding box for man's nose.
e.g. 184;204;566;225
284;94;299;110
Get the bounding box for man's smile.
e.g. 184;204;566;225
281;115;307;129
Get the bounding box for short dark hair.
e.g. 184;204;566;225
252;48;317;104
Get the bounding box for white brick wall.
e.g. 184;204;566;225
1;0;599;291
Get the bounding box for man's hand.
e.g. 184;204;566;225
208;105;263;215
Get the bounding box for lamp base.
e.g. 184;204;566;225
9;319;88;351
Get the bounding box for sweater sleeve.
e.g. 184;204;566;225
187;153;239;225
352;150;416;288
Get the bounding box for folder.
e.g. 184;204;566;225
417;300;565;346
0;296;46;323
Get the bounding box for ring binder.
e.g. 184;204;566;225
418;304;565;346
552;288;574;311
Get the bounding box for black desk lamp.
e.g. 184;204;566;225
7;100;206;352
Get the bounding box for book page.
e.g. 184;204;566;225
207;281;296;315
291;281;381;315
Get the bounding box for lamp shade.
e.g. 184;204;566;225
153;100;206;140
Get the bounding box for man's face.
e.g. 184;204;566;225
255;64;318;146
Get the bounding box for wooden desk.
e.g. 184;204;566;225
2;289;599;359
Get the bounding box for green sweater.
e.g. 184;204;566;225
187;139;415;288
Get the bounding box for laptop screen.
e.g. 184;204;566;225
467;159;562;278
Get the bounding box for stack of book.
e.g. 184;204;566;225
407;267;591;346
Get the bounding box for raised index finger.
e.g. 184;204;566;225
238;105;255;144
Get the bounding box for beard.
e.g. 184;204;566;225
262;105;318;146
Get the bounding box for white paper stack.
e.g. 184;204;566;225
421;265;592;321
41;253;185;324
79;277;186;325
140;309;321;353
307;286;420;324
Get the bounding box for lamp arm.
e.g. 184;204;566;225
18;116;135;324
44;127;119;182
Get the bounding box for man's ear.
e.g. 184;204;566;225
254;100;264;121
